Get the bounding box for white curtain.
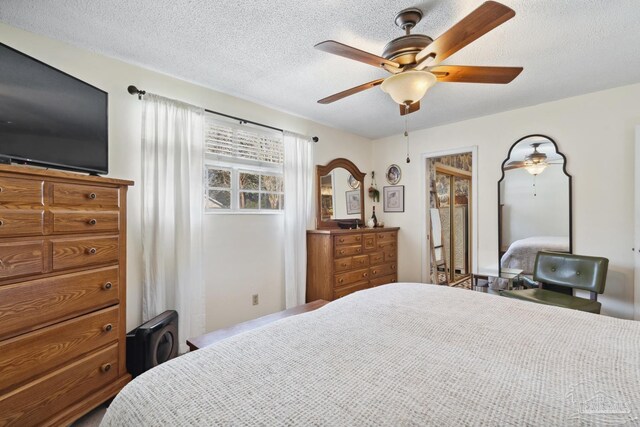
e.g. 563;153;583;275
141;94;206;353
283;131;314;308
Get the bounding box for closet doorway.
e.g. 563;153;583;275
422;148;478;288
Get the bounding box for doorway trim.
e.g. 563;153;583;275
421;146;479;283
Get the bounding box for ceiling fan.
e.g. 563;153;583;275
315;1;523;115
505;143;563;175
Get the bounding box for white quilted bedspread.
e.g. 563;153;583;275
102;284;640;426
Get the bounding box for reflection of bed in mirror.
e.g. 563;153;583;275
500;236;570;275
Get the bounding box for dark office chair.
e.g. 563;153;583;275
500;251;609;314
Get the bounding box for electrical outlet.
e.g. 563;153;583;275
252;294;259;306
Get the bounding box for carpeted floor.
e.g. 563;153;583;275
72;403;107;427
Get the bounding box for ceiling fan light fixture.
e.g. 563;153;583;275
381;71;437;105
523;143;548;175
524;161;548;176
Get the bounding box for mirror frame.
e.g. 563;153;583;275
316;158;366;229
497;134;573;268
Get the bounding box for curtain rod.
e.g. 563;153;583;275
127;85;319;142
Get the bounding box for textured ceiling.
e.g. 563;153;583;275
2;0;640;139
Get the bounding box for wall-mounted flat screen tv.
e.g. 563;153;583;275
0;42;108;175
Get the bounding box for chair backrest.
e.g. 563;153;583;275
533;251;609;294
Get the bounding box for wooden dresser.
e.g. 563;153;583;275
0;165;133;426
306;227;399;302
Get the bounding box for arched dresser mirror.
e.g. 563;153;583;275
498;134;572;277
316;158;366;229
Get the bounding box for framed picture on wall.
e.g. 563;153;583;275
386;164;401;185
346;190;361;215
383;185;404;213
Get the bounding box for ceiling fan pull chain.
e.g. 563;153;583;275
405;108;411;163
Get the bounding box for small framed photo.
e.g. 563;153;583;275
347;174;360;189
386;164;401;185
383;185;404;213
345;190;361;215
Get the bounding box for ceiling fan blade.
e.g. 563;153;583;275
315;40;401;71
400;101;420;116
317;78;385;104
415;1;515;70
506;161;525;167
431;65;522;83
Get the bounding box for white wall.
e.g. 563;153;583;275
502;165;569;245
373;84;640;319
0;23;372;332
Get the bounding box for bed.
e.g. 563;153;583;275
102;284;639;426
500;236;570;274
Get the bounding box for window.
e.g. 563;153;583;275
204;115;284;213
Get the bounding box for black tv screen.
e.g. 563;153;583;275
0;43;108;175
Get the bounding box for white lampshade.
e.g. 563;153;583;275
381;71;437;105
524;161;548;176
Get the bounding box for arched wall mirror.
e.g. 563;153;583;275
498;134;572;276
316;158;366;229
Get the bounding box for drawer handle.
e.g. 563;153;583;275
392;279;396;283
391;265;396;270
356;236;361;241
373;270;377;274
101;363;112;373
342;263;347;267
363;272;368;278
88;192;97;199
339;238;344;243
103;282;113;290
356;248;361;253
88;218;98;225
340;250;345;254
0;187;3;192
103;323;113;332
338;278;344;284
0;220;3;226
87;247;97;255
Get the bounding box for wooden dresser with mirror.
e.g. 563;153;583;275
307;158;399;302
0;165;132;426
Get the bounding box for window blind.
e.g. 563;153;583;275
205;115;284;167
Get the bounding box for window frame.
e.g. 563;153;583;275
204;159;284;215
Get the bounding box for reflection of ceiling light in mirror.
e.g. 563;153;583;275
524;143;548;175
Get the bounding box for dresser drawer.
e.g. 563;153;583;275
370;263;397;278
370;274;397;287
334;245;362;258
0;240;44;280
52;236;119;271
363;234;376;252
370;251;385;266
0;344;119;427
334;257;352;272
334;281;370;299
0;266;119;340
377;240;396;252
0;210;44;236
377;231;397;242
0;306;119;391
52;211;120;234
334;234;362;246
335;268;369;287
0;177;43;206
352;254;369;269
51;183;119;208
